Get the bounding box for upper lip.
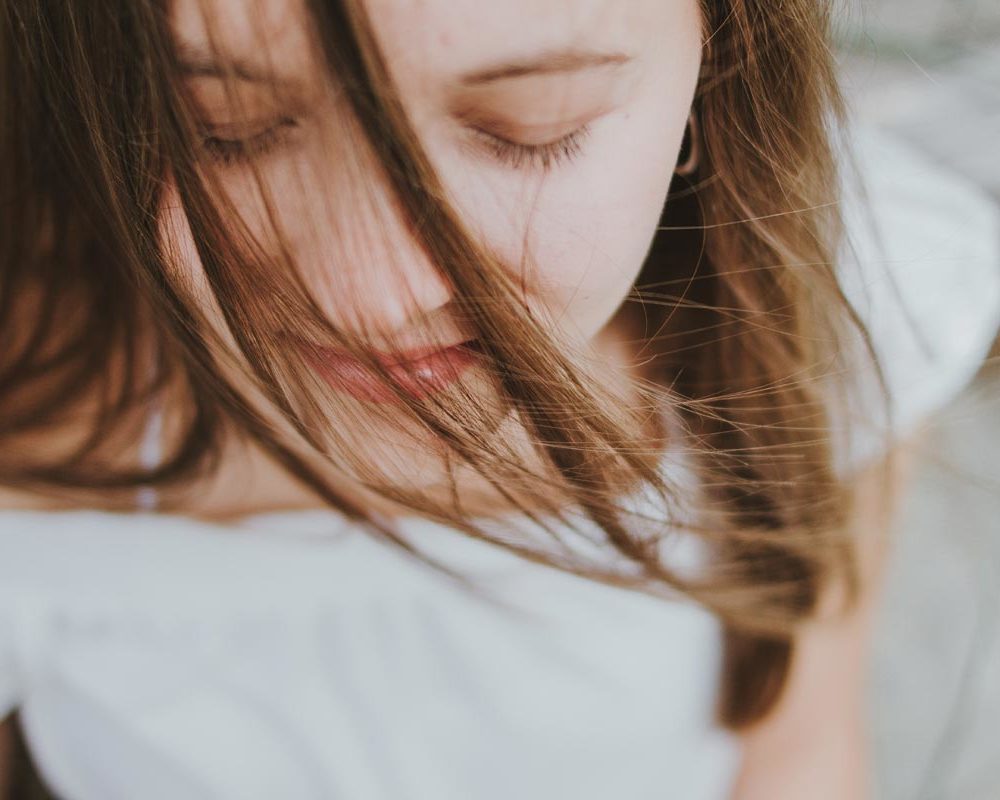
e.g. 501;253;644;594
292;336;477;367
370;340;477;366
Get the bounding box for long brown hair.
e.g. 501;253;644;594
1;0;882;788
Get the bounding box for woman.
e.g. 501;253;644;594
1;0;998;797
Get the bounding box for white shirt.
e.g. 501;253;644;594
1;126;998;800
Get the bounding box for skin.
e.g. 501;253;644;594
156;0;704;518
0;4;889;796
158;8;886;795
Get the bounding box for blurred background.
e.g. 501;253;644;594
837;2;1000;798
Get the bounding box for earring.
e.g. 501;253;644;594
675;113;700;176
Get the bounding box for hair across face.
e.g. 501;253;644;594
161;0;703;500
1;0;869;729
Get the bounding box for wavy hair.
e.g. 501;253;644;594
0;1;881;789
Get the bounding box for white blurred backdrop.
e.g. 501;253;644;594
838;2;1000;798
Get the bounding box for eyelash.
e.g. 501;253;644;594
199;118;297;166
199;119;592;172
470;125;592;171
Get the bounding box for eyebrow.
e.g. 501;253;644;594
457;49;634;86
175;44;633;87
176;46;289;85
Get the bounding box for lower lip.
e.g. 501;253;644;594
298;341;482;404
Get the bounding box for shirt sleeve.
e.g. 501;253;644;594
832;126;1000;475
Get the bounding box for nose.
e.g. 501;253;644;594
302;180;456;344
357;208;454;335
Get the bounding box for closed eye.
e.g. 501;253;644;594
199;118;299;165
468;125;592;171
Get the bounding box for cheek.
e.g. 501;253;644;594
156;180;249;359
157;180;212;301
449;97;689;343
430;21;700;343
526;137;678;339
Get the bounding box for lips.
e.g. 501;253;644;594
296;338;482;404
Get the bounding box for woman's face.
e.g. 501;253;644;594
161;0;703;505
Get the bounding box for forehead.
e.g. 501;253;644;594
171;0;669;83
